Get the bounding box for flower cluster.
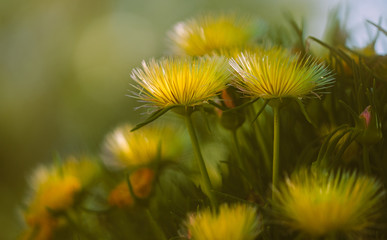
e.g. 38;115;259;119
18;12;387;240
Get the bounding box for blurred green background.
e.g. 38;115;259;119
0;0;385;238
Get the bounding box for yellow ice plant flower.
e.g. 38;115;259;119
214;45;263;59
131;57;230;209
60;157;101;186
108;168;155;208
22;157;100;240
273;168;385;237
168;14;256;56
230;47;334;99
183;204;262;240
102;123;184;170
131;56;231;108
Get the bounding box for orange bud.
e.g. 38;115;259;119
108;168;155;208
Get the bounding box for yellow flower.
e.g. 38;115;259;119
183;204;262;240
102;123;185;170
168;14;256;56
273;168;385;237
230;47;334;99
131;56;231;108
108;168;155;208
214;45;263;59
22;157;100;240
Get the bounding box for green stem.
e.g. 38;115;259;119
231;129;251;190
363;145;371;174
185;112;217;209
272;105;280;200
255;122;271;171
248;108;271;171
145;208;168;240
232;130;245;174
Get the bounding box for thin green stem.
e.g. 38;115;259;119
363;145;371;174
255;122;271;170
248;108;271;171
184;112;217;209
272;105;280;200
231;129;251;191
232;130;245;173
145;208;168;240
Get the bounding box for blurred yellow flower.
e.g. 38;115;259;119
102;123;184;170
168;14;256;56
214;45;263;59
22;157;100;240
108;168;155;208
131;56;231;108
230;47;334;99
273;168;385;237
183;203;262;240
